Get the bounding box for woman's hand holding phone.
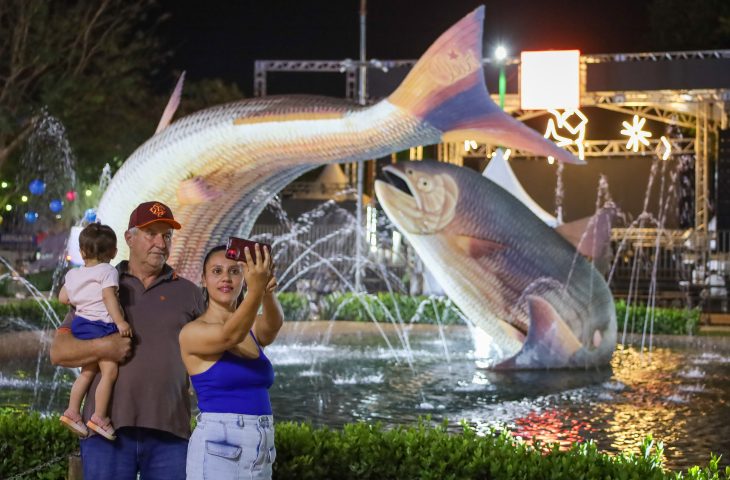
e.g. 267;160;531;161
241;244;272;294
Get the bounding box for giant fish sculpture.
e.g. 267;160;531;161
374;160;616;369
95;6;582;280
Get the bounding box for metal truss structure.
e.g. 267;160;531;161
253;50;730;234
470;137;695;159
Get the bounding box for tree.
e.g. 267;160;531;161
647;0;730;50
0;0;168;182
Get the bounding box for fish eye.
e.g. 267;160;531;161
418;177;432;191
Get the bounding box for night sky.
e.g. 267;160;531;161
154;0;699;224
158;0;655;97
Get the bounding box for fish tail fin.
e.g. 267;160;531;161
388;6;583;165
388;7;488;124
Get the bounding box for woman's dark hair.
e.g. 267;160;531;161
79;223;117;262
201;244;245;307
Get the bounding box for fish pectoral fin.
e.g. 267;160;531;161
452;235;505;258
523;295;582;361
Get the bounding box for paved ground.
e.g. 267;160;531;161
700;325;730;335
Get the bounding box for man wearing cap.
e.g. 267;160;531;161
50;201;205;480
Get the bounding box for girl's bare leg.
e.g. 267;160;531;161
94;360;118;419
66;363;99;415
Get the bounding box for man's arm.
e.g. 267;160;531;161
50;329;132;367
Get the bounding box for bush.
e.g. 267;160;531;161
0;271;56;297
0;298;68;332
277;292;310;321
0;409;77;479
25;271;56;292
615;300;700;335
320;292;462;325
2;411;728;480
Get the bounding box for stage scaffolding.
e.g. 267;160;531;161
254;50;730;302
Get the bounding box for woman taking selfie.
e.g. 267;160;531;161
180;243;283;480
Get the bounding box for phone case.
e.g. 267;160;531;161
225;236;271;261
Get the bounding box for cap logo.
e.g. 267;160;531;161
149;203;167;218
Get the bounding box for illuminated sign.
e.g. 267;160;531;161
520;50;580;110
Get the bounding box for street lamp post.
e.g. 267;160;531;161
495;45;507;110
355;0;366;292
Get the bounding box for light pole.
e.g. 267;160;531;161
495;45;507;110
355;0;366;292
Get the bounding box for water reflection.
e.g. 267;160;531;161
512;408;595;448
2;326;729;470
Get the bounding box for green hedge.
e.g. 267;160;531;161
0;410;77;480
320;292;463;325
0;271;56;297
0;299;68;331
1;411;728;479
0;295;705;335
0;295;308;331
615;300;700;335
277;292;310;322
320;294;701;334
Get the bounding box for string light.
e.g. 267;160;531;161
21;195;28;202
658;135;672;160
463;140;478;152
544;109;588;160
620;115;652;152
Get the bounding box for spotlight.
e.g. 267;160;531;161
495;45;508;62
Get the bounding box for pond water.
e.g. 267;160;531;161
2;322;729;471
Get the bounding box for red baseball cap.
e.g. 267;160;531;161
128;201;182;230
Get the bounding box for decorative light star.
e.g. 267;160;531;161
620;115;652;152
544;109;588;160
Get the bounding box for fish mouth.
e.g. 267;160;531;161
374;166;424;235
383;167;414;198
381;165;421;209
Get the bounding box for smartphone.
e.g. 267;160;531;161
225;236;271;262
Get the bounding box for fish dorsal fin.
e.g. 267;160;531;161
555;209;613;271
156;71;186;134
453;235;505;258
484;149;557;227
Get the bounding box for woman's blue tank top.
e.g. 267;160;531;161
190;333;274;415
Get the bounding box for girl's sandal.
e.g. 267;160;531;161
60;410;88;438
86;414;116;441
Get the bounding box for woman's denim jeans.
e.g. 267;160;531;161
186;413;275;480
